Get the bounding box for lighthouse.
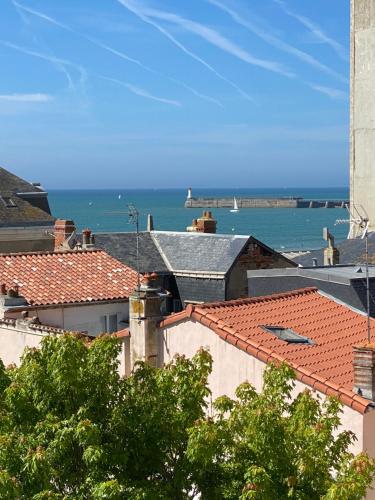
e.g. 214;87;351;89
187;187;192;200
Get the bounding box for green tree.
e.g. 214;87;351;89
0;333;373;499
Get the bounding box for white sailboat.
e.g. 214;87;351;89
230;197;239;212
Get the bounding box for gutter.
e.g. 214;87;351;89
5;297;130;313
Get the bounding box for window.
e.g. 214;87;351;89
100;314;118;333
1;196;17;208
260;325;314;345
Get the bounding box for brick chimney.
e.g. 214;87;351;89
54;220;76;251
353;344;375;400
129;273;162;370
186;211;217;234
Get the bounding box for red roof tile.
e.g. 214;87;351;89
0;250;138;306
159;288;375;414
113;328;130;338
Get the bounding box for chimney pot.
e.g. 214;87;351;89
82;228;92;246
353;344;375;400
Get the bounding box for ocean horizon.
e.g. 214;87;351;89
48;187;350;252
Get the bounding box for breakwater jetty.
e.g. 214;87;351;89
184;189;348;209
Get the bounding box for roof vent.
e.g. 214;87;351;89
261;325;314;345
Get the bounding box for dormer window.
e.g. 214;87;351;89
260;325;314;345
1;196;17;208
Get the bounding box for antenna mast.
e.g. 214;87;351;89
336;204;371;342
128;204;141;293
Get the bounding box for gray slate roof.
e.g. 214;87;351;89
94;232;169;274
151;231;249;273
0;167;54;228
0;167;43;194
294;232;375;267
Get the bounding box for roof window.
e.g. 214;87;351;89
261;325;314;345
1;196;17;208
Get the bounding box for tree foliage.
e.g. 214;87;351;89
0;334;373;499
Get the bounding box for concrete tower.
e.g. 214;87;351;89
350;0;375;237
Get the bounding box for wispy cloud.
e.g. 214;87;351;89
169;78;224;107
98;75;182;106
11;0;76;90
116;0;254;101
206;0;347;84
0;93;53;102
0;40;181;107
274;0;348;61
306;84;348;100
0;40;88;91
13;1;150;72
14;1;222;107
118;0;293;76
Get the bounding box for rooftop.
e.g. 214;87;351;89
160;288;375;413
0;167;45;194
247;265;375;285
94;232;169;274
151;231;249;274
294;232;375;267
0;250;138;306
0;166;54;228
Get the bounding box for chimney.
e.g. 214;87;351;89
129;273;162;370
147;214;154;232
353;344;375;400
54;220;76;251
186;211;217;234
82;228;95;250
323;227;340;266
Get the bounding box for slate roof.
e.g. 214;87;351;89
160;288;375;414
0;167;43;194
0;167;54;228
94;232;169;274
0;250;138;306
151;231;249;274
294;232;375;267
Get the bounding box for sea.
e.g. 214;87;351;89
48;187;349;252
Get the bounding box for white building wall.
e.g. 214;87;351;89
26;301;129;336
0;322;52;367
0;321;129;378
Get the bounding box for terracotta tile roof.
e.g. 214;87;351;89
113;328;130;338
0;250;138;306
159;288;375;414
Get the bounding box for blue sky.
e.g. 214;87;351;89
0;0;349;188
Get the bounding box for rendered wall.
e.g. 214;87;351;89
350;0;375;236
0;322;128;377
0;323;47;366
23;302;129;336
161;319;366;459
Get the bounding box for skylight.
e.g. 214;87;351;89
260;325;314;345
0;196;17;208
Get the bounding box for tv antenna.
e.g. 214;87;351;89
128;203;141;293
336;204;372;342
